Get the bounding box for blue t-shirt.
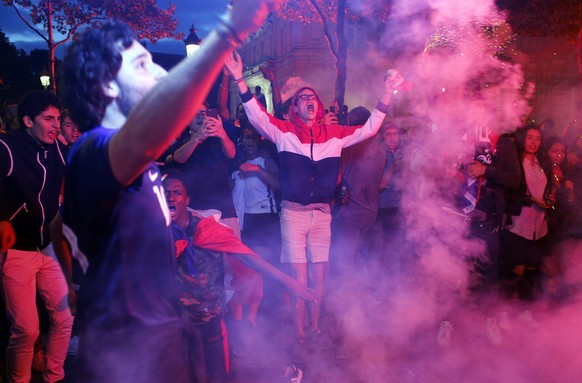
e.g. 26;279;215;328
63;127;182;333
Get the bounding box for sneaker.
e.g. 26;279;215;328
485;318;502;346
518;310;541;328
282;364;303;383
497;311;512;330
436;321;454;348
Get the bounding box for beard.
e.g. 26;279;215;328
117;81;147;118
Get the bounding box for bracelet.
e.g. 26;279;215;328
233;77;245;84
216;14;244;48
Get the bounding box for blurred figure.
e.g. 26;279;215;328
254;85;267;109
59;1;277;380
232;127;281;310
365;122;407;277
330;107;384;283
538;136;575;299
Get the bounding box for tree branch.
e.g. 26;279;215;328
308;0;337;58
9;3;48;43
53;15;98;51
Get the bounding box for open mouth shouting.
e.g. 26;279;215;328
167;202;177;217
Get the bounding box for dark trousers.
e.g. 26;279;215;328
499;230;548;301
184;316;227;383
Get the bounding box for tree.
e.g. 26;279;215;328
275;0;392;107
0;29;38;106
3;0;183;93
496;0;582;110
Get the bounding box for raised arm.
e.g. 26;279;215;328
341;70;405;148
108;0;278;186
224;52;287;143
217;70;232;121
208;116;236;159
261;64;282;117
231;252;315;301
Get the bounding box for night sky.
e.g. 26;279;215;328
0;0;229;56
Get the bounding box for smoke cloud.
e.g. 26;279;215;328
270;0;582;382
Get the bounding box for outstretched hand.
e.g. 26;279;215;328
225;51;244;79
289;279;317;302
228;0;281;42
384;69;404;94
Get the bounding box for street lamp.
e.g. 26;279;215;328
39;68;50;90
184;25;201;57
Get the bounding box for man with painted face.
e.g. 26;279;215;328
0;90;73;383
59;1;279;381
226;52;404;344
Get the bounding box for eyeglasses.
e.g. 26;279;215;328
297;94;317;102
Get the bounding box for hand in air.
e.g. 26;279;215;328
203;116;226;139
384;69;404;93
224;51;244;79
228;0;281;41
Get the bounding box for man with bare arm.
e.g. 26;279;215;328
59;2;279;382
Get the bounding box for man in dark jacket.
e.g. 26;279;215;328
0;90;73;383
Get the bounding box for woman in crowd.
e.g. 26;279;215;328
500;124;550;305
539;136;576;299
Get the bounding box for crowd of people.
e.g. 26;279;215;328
1;0;582;382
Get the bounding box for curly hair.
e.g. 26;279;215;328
17;90;62;129
62;20;135;132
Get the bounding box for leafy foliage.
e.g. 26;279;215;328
3;0;182;91
277;0;391;23
0;30;44;106
3;0;182;44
